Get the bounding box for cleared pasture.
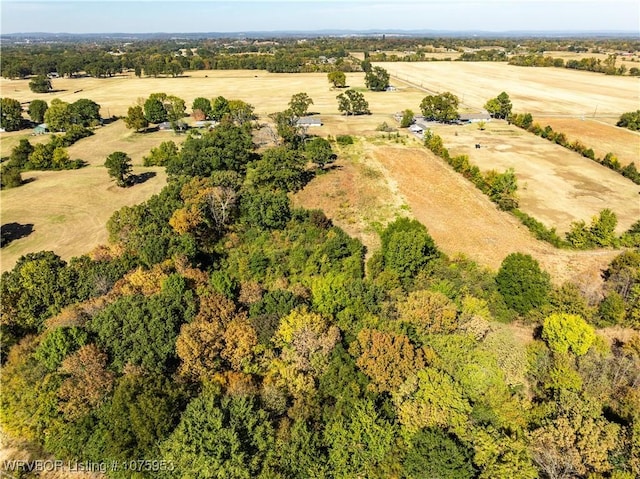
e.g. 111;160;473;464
430;121;640;233
0;70;426;120
535;117;640;167
542;50;640;71
1;67;637;278
0;164;166;272
370;144;620;285
376;61;640;117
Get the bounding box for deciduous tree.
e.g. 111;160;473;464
496;253;551;314
58;343;115;418
104;151;133;187
0;97;23;131
288;92;314;117
124;105;149;132
29;75;51;93
305;136;335;169
398;289;459;335
484;92;513;119
350;328;425;393
420;92;460;123
328;70;346;88
44;98;70;132
542;313;596;356
336;89;370;115
365;66;390;91
68;98;101;126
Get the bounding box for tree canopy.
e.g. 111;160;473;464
420;92;460;122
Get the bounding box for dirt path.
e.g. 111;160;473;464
370;145;620;285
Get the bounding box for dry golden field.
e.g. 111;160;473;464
542;50;640;70
430;121;640;234
0;120;176;272
535;117;640;167
0;164;167;272
293;137;411;256
1;67;638;279
376;61;639;117
0;70;424;120
295;138;619;286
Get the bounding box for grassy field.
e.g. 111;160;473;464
295;137;620;285
0;70;426;120
0;120;174;272
1;67;637;278
0;164;167;272
542;50;640;71
293;137;411;256
376;61;640;118
535;117;640;167
430;121;640;234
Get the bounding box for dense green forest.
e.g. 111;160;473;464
1;97;639;478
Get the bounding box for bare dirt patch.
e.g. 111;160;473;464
430;121;640;234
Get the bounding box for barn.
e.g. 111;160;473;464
458;113;492;124
296;117;322;127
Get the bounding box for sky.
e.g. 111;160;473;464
1;0;639;34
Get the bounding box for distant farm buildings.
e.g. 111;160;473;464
458;113;492;123
193;120;217;129
158;121;187;132
296;117;322;127
33;123;50;135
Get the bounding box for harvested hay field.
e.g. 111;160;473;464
0;70;427;120
535;117;640;167
430;121;640;233
369;144;620;285
376;62;639;118
0;166;166;272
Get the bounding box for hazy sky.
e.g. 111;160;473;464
1;1;639;34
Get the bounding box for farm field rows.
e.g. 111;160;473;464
430;121;640;233
376;61;640;117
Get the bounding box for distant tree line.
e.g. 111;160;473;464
3;36;637;79
509;53;635;76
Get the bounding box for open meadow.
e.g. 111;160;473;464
0;70;426;119
430;121;640;234
0;121;174;272
1;66;638;278
295;137;620;287
535;116;640;167
376;61;640;117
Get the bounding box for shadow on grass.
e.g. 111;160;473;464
1;222;34;247
129;171;157;185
